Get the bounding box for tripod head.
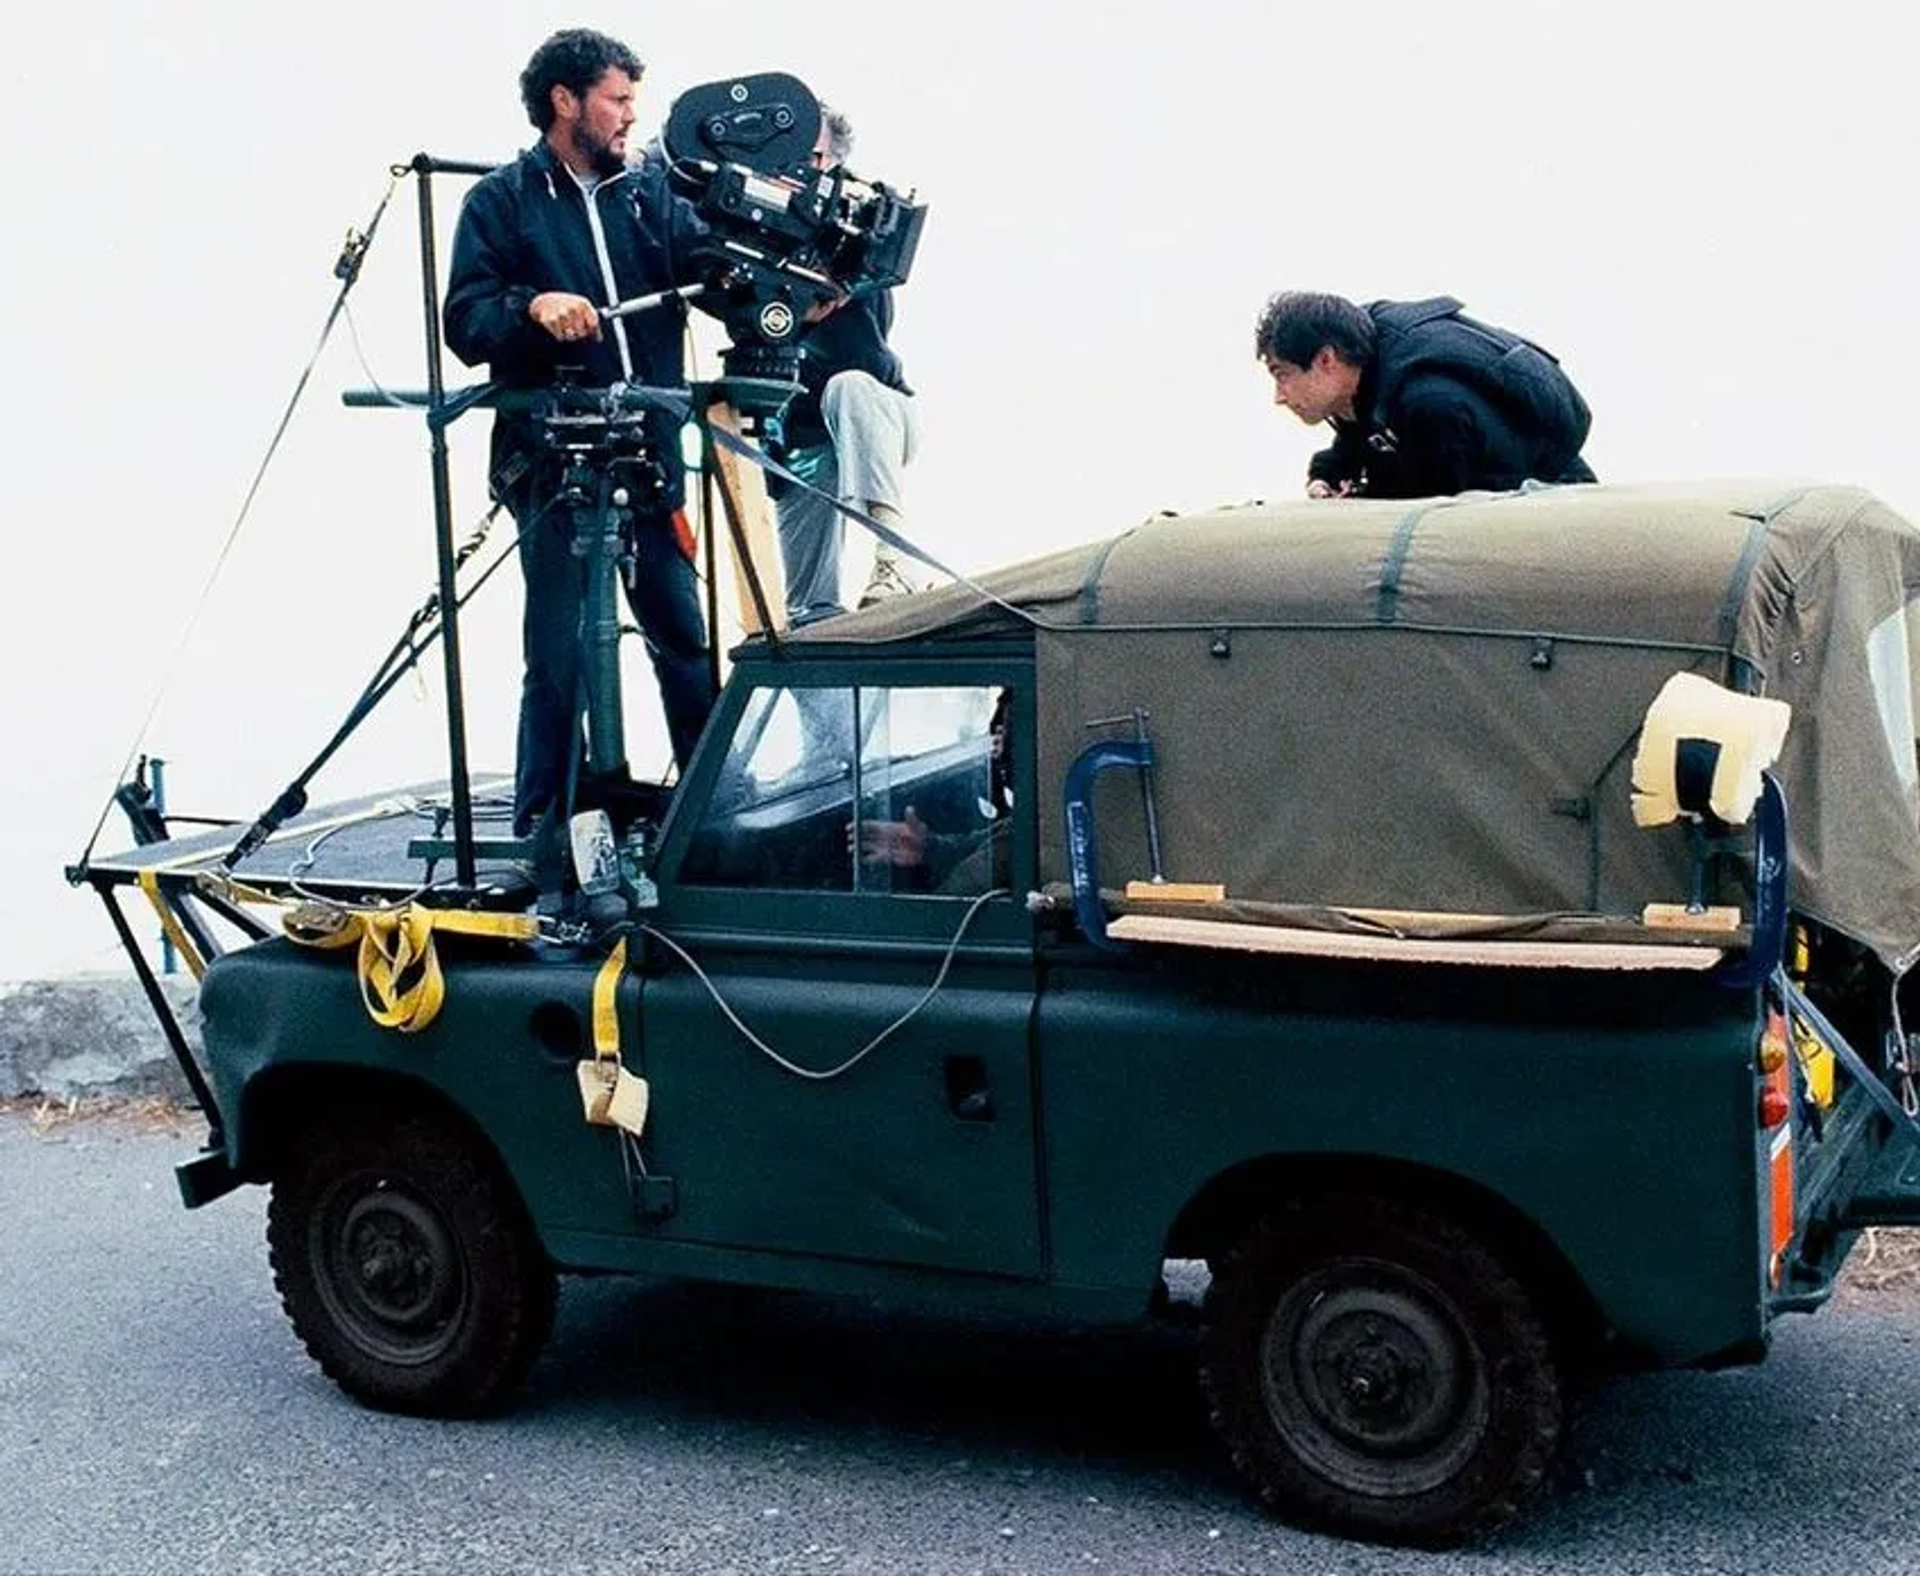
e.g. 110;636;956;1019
655;72;926;418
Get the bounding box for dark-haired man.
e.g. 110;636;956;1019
1255;291;1596;500
445;27;716;846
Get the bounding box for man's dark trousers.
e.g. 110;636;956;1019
508;471;713;838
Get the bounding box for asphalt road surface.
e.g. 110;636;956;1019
3;1105;1917;1576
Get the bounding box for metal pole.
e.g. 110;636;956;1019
412;153;478;887
150;757;177;975
700;426;723;697
1133;709;1168;883
95;885;222;1143
581;469;630;778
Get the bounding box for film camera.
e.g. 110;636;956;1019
658;72;927;397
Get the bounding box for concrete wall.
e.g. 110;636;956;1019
0;977;199;1102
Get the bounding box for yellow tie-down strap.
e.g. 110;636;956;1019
282;900;540;1033
578;938;650;1135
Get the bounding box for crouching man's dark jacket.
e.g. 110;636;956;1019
1310;297;1596;500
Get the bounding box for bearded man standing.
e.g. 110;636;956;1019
445;28;716;852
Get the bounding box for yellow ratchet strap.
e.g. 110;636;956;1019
282;901;539;1034
199;875;286;909
137;870;208;981
592;937;626;1056
577;938;650;1135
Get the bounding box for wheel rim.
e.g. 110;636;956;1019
1258;1256;1489;1499
310;1174;469;1367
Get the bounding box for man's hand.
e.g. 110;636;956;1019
854;806;929;867
1306;478;1355;500
528;291;604;343
803;289;848;326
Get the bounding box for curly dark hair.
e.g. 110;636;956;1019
519;29;644;132
1253;291;1376;370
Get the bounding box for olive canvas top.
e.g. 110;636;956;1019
790;480;1920;971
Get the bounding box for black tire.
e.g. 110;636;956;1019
1198;1194;1562;1548
266;1113;558;1417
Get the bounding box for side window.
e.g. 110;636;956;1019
857;687;1008;896
1871;600;1920;820
679;684;1009;895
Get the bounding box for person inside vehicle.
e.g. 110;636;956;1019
855;692;1011;894
1255;291;1596;500
443;28;717;857
770;103;922;621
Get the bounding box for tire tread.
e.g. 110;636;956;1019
266;1113;558;1417
1198;1192;1562;1548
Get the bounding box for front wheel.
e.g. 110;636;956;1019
1199;1194;1563;1547
267;1113;558;1417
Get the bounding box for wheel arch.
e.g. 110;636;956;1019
1164;1152;1608;1368
235;1063;511;1192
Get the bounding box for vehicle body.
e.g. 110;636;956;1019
85;479;1920;1547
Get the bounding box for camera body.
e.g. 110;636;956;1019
661;73;927;385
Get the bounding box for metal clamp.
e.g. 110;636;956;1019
1711;773;1788;991
1061;727;1158;953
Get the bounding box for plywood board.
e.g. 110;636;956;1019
1106;913;1725;971
706;401;786;637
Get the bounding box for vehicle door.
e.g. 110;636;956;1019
635;662;1044;1277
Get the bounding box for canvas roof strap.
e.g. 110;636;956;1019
280;899;539;1033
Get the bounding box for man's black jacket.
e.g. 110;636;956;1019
444;143;704;510
1309;297;1595;499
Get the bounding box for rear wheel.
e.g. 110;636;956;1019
1199;1194;1562;1547
267;1114;557;1416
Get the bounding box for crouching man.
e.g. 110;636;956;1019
1256;291;1596;500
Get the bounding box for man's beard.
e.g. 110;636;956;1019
572;124;625;178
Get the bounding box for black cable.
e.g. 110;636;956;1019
218;513;515;870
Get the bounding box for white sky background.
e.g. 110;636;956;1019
1;0;1915;980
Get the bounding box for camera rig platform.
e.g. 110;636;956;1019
69;70;930;1111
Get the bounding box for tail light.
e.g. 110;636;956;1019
1758;1010;1791;1129
1759;1008;1795;1286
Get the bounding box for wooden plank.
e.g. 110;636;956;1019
1642;902;1743;932
1106;913;1726;971
705;401;786;637
1123;879;1227;903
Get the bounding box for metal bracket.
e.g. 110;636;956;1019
631;1173;678;1220
1061;734;1157;953
1711;773;1788;990
1784;976;1920;1157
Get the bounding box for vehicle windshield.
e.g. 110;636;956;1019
681;684;1007;894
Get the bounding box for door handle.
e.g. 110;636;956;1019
943;1054;995;1122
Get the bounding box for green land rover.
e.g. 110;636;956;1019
83;478;1920;1547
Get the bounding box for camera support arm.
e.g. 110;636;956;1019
601;282;709;322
